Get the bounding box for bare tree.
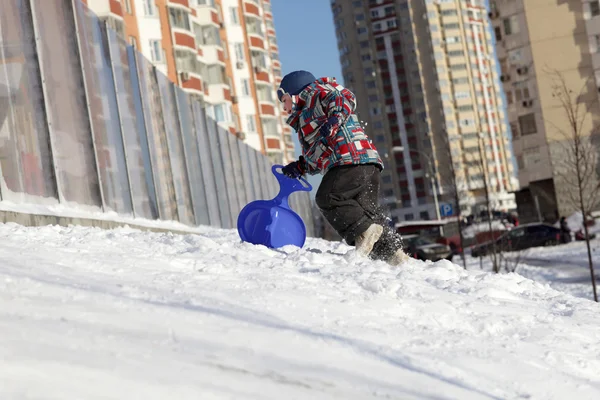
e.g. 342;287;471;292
549;70;599;302
440;136;468;270
499;249;526;273
462;139;502;273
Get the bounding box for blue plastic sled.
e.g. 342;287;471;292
237;165;312;249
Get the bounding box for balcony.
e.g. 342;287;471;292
254;68;270;84
168;0;190;8
265;138;282;151
173;31;196;52
109;0;123;17
195;5;220;27
260;103;277;117
198;45;225;66
248;35;266;51
243;1;260;17
208;84;232;103
180;72;204;95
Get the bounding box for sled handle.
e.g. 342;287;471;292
272;165;313;195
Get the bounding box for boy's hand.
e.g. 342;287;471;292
282;157;306;179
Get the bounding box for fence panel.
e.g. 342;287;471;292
175;87;210;226
226;132;247;211
31;0;101;207
74;3;132;215
237;141;255;204
126;47;159;220
216;126;238;227
262;156;278;199
156;73;194;225
134;55;178;221
0;0;57;203
191;101;221;227
204;118;232;228
107;29;156;218
247;148;264;201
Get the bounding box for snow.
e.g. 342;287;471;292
1;222;600;399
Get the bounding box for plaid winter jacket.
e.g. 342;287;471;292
286;77;383;175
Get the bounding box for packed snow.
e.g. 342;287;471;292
1;222;599;399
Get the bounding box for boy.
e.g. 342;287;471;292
278;70;409;266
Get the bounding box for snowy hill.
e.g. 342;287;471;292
1;223;599;400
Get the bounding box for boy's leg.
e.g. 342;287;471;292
354;167;405;262
315;165;379;246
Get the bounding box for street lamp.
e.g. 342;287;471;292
393;146;443;234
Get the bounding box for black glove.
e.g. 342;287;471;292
282;156;306;179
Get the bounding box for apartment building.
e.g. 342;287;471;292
332;0;517;224
491;0;600;222
84;0;293;163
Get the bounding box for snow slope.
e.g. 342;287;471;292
1;223;599;400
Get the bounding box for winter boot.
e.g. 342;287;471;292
355;224;384;257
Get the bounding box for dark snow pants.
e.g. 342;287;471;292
315;164;403;261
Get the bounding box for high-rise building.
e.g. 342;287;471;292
331;0;517;224
491;0;600;222
84;0;293;163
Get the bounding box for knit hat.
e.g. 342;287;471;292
277;70;316;102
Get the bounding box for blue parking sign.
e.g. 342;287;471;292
440;203;453;217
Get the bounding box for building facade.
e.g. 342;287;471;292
491;0;600;222
84;0;293;163
331;0;517;224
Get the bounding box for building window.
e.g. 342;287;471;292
149;40;163;62
366;80;376;88
353;0;362;7
518;113;537;135
387;19;397;29
506;90;513;104
234;42;244;61
591;1;600;17
240;78;250;96
129;36;137;49
214;104;231;123
405;213;414;221
450;64;467;71
357;27;368;35
510;121;519;139
230;7;239;25
420;211;429;220
246;115;256;132
503;16;519;35
169;8;190;30
124;0;132;14
356;14;365;21
143;0;155;16
494;26;502;41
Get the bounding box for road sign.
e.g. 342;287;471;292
440;203;453;217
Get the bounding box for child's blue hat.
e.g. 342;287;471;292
277;70;316;102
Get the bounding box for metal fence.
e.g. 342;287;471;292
0;0;314;236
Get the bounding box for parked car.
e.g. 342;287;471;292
403;235;453;262
471;223;563;258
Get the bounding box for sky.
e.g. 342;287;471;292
271;0;343;82
1;215;600;399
